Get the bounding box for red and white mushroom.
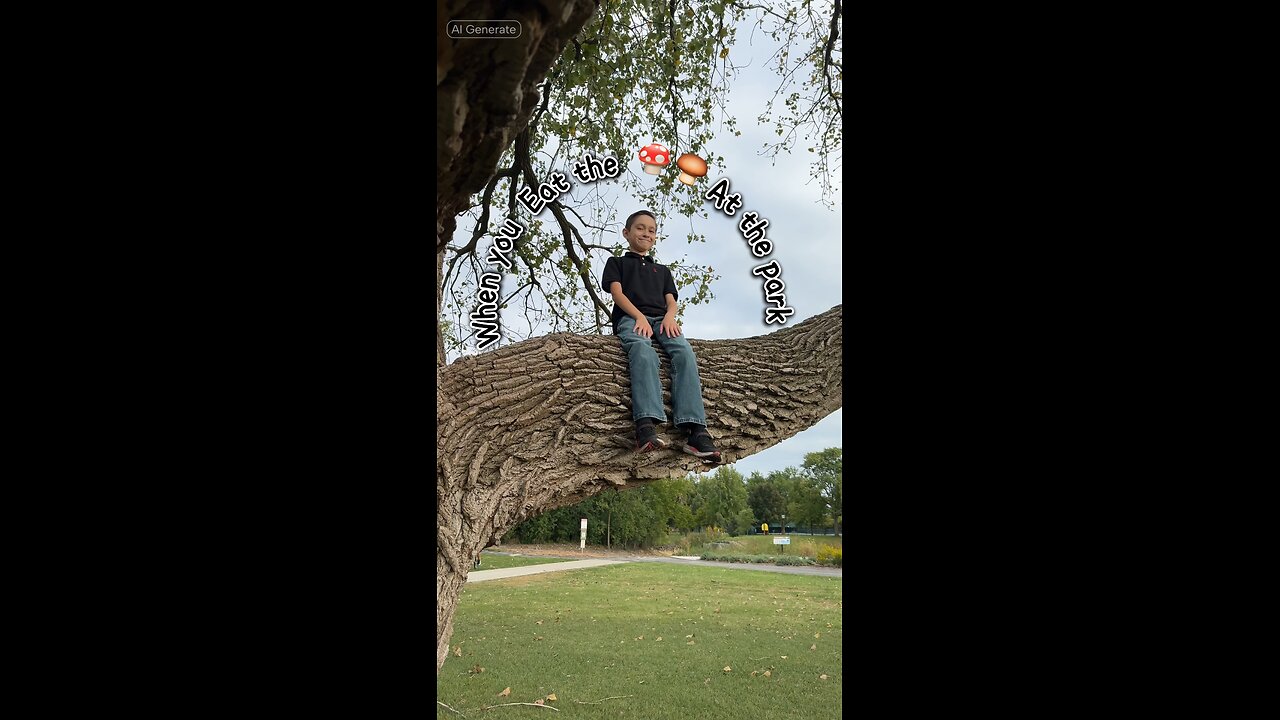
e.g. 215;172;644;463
638;142;670;175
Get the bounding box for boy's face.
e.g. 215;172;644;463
622;215;658;255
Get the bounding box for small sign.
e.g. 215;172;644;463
761;523;769;533
581;518;588;530
773;537;790;545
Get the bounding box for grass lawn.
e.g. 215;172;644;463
475;552;575;570
438;562;842;719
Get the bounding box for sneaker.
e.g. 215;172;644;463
683;427;721;463
635;422;668;452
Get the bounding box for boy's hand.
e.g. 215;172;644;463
633;317;654;338
660;317;682;337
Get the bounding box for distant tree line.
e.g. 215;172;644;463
508;448;842;548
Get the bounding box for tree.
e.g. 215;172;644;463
746;472;787;529
802;447;842;534
436;0;843;673
440;0;843;354
649;477;697;531
692;466;750;533
783;474;825;531
582;488;662;548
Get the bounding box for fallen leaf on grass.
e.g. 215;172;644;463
724;666;732;672
781;656;788;660
655;637;663;641
453;646;462;657
547;694;557;701
750;671;759;677
764;670;772;677
498;687;511;697
811;644;817;651
814;633;821;639
534;699;544;705
470;665;485;674
687;641;695;645
686;634;693;639
820;674;829;680
535;636;544;641
635;636;644;641
536;620;543;625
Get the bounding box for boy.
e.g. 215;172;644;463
600;210;721;463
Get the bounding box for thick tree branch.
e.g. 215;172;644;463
439;303;842;530
823;0;842;115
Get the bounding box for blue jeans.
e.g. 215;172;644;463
616;314;708;427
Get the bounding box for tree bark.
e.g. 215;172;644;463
437;0;596;248
436;305;842;671
436;0;597;674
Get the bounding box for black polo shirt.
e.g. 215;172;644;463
601;251;678;331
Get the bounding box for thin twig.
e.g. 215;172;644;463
574;695;635;704
482;702;560;711
437;700;465;715
750;655;770;660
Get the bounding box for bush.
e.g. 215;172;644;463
774;555;816;566
698;552;816;566
816;545;843;567
679;525;729;554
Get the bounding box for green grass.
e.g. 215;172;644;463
474;552;574;570
703;534;842;561
438;562;842;719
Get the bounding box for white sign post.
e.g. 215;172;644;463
580;518;588;550
773;536;790;554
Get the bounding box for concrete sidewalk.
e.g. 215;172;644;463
467;558;627;583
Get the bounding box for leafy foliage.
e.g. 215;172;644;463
801;447;841;533
814;545;841;567
441;0;842;358
699;552;817;565
507;448;842;547
692;466;751;533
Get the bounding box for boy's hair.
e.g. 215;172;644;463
625;210;657;230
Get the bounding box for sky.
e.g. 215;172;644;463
448;13;842;478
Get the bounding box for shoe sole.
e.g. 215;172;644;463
636;437;668;452
682;444;722;462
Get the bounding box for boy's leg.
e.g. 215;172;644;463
653;323;721;462
652;323;707;428
616;315;668;450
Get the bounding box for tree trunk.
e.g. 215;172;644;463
437;0;597;242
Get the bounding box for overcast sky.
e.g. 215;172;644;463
449;15;842;478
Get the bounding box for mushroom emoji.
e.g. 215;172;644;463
638;142;670;175
675;153;707;185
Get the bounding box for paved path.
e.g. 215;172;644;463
469;553;841;581
467;559;627;583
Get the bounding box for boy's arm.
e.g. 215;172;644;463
660;293;681;337
609;282;655;338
